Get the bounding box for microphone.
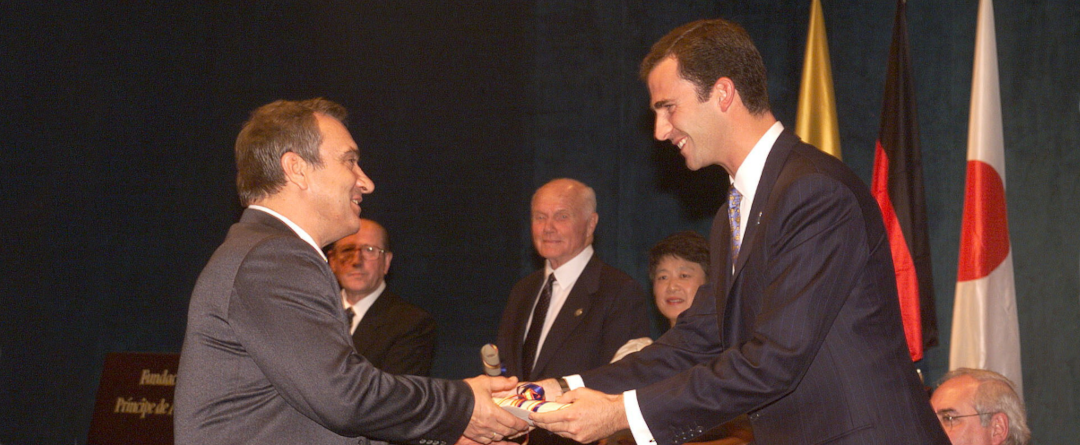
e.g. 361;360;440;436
480;343;504;377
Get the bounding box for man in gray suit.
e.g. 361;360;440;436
531;19;948;445
175;98;527;444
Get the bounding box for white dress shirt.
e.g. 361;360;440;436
342;281;386;335
523;245;595;367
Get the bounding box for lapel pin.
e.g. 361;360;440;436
574;308;583;317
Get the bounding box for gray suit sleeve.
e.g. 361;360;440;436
232;236;472;443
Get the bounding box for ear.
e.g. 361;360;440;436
712;77;736;112
382;251;393;275
989;412;1009;445
280;151;311;190
586;212;599;239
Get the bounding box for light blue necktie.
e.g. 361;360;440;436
728;186;743;260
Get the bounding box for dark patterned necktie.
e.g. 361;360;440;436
521;273;556;380
345;307;356;333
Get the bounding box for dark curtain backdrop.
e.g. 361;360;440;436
2;1;1077;443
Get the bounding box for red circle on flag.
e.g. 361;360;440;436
956;160;1011;281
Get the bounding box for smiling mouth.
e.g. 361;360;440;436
676;139;687;149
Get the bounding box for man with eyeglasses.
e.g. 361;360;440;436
931;368;1031;445
327;218;437;376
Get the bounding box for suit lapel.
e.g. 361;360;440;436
351;292;391;355
530;255;599;376
716;132;798;342
508;272;544;378
711;202;732;321
726;131;798;293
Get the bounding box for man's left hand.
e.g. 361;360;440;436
529;387;628;443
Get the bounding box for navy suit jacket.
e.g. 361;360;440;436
175;209;472;444
579;131;949;445
352;290;437;376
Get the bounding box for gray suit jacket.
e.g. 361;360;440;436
175;209;472;444
580;131;948;445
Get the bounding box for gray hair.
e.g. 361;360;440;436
939;368;1030;445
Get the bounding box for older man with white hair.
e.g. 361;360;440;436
931;368;1030;445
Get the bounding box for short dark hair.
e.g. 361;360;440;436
640;18;770;115
234;98;348;206
648;231;710;280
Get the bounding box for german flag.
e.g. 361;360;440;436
870;0;938;362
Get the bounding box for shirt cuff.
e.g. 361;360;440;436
624;390;657;444
563;374;584;390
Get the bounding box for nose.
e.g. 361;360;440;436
654;113;672;141
543;218;557;233
346;252;363;266
354;164;375;194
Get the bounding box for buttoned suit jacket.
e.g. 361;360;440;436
579;131;949;445
175;209;472;445
497;254;649;445
352;290;437;376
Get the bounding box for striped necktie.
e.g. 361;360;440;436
345;307;356;333
522;273;555;380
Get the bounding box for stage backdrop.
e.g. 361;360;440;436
2;1;1077;443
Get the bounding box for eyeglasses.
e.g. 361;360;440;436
936;412;996;429
334;245;386;260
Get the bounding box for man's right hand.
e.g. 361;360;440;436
459;375;530;445
532;378;563;401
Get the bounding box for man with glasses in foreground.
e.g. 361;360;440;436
328;218;438;376
931;368;1030;445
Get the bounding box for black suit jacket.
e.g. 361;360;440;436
497;254;649;445
579;131;949;445
497;253;649;381
175;209;472;445
352;290;437;376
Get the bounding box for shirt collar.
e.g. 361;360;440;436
341;281;386;333
731;121;784;200
248;205;327;261
546;245;594;290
